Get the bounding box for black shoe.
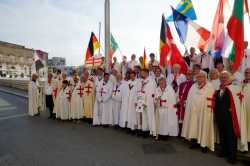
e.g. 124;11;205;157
201;147;208;153
189;142;199;149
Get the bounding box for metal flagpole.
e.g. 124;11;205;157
98;22;101;56
104;0;111;72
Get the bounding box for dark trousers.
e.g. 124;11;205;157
217;111;237;160
217;122;237;160
46;95;54;117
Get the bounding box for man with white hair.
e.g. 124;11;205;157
167;64;186;93
213;71;248;164
242;68;250;145
182;71;215;152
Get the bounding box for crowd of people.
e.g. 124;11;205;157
28;44;250;164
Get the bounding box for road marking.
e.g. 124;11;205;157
0;106;17;112
0;113;27;121
0;98;11;107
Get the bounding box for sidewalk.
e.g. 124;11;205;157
0;86;28;98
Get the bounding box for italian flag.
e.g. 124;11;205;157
227;0;244;71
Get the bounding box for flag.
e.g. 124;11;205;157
160;14;170;66
165;24;188;74
85;56;103;68
172;8;210;50
245;0;250;21
167;0;197;21
109;33;119;57
227;0;244;71
160;15;188;73
142;48;147;69
85;32;100;62
171;6;189;44
207;0;227;58
188;21;211;50
33;50;47;71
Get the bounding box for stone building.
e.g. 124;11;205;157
48;57;66;73
0;41;47;78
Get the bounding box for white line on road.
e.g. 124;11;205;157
0;113;27;121
0;106;17;112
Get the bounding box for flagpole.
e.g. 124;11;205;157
98;22;101;56
104;0;111;72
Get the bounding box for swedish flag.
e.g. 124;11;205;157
167;0;197;21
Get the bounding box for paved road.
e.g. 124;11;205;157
0;90;248;166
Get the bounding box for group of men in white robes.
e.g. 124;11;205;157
28;49;250;164
29;70;96;123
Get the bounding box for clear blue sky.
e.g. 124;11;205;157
0;0;249;66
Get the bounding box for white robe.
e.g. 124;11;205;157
136;77;157;136
93;80;113;125
28;81;39;116
242;82;250;142
127;79;139;130
70;82;84;120
119;80;129;128
182;83;215;151
54;88;71;120
155;86;178;136
94;76;103;89
228;85;248;151
112;81;122;125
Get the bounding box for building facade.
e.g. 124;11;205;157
48;57;66;73
0;41;49;78
0;41;34;78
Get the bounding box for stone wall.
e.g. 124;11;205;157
0;79;29;90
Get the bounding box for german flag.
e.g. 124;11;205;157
159;14;169;66
85;32;100;62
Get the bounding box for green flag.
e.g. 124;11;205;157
110;34;119;56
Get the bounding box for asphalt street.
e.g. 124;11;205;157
0;88;248;166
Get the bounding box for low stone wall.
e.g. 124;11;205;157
0;79;29;90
